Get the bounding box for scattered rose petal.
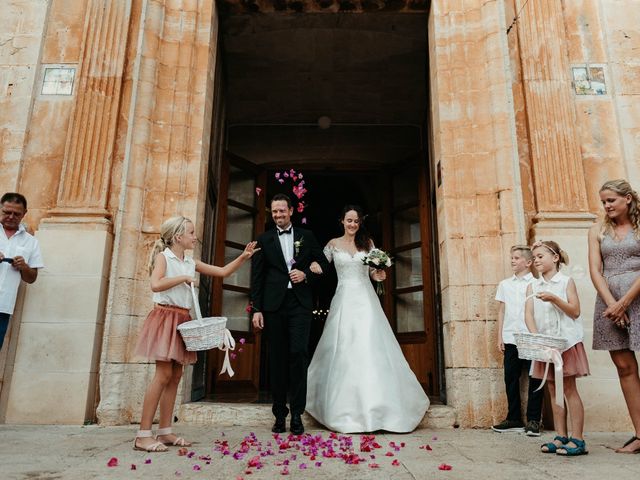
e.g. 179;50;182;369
392;459;400;466
432;436;438;441
315;461;322;467
299;463;307;469
438;463;453;471
130;464;137;470
419;444;433;451
230;353;237;360
255;187;262;196
385;452;394;457
275;173;280;179
187;451;195;458
369;463;380;469
107;457;118;467
278;179;285;184
193;465;201;471
280;466;289;475
301;217;307;224
238;348;244;353
144;458;152;464
175;471;182;476
239;338;246;344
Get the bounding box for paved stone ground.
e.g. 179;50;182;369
1;424;639;480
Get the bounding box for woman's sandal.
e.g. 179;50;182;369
556;437;588;456
615;436;640;454
156;427;192;447
133;430;168;452
541;435;569;453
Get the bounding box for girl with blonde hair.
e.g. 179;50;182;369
133;216;258;452
588;179;640;454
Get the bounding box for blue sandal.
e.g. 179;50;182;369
556;437;588;456
541;435;569;453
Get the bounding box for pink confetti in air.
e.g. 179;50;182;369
301;217;307;224
255;187;262;196
278;179;285;184
284;172;289;178
239;338;246;344
107;457;118;467
238;348;244;353
144;458;152;464
131;464;137;470
298;173;303;179
275;173;280;179
230;353;237;360
438;463;453;471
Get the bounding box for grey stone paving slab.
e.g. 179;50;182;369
0;425;639;480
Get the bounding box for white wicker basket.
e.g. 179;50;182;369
177;284;227;352
513;332;567;362
515;290;567;362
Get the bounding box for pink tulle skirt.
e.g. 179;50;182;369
531;342;590;380
134;305;196;365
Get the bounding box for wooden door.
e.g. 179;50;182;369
381;157;439;397
206;152;266;399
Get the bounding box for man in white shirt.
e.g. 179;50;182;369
0;192;44;349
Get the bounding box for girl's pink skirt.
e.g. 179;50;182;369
135;305;197;365
531;342;590;380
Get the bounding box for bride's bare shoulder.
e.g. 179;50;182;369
326;238;340;248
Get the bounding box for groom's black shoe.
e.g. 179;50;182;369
272;417;286;434
290;414;304;435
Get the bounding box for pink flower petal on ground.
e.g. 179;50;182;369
369;463;380;469
255;187;262;196
438;463;453;471
314;461;322;467
144;458;152;464
175;471;182;476
192;465;201;471
280;466;290;475
392;459;400;466
131;464;137;470
385;452;394;457
107;457;118;467
239;338;246;344
299;463;307;469
432;436;438;441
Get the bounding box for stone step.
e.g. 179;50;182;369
177;403;457;430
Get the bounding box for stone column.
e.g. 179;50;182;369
515;1;621;431
4;1;131;424
515;0;593;223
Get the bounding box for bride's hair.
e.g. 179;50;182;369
341;205;372;252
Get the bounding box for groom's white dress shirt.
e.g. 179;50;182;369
277;224;294;289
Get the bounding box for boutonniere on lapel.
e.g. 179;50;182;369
293;237;303;258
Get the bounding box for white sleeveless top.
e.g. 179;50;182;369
152;248;196;309
530;271;583;349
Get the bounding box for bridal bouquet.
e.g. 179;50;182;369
362;248;392;295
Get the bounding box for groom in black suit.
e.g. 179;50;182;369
250;193;329;435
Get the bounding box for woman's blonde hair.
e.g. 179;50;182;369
147;216;192;275
532;240;569;269
599;179;640;239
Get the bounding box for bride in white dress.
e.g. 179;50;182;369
306;205;429;433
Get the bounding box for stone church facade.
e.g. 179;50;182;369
0;0;638;431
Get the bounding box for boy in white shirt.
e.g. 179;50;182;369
492;245;543;436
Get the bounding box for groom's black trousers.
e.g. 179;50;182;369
265;290;312;418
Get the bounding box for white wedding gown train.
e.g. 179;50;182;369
306;246;429;433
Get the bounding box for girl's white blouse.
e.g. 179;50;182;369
530;271;584;350
152;248;196;309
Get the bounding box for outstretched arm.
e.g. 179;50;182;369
196;241;259;277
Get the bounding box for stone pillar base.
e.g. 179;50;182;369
3;219;112;424
532;213;633;431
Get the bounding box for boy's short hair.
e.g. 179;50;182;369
510;244;533;261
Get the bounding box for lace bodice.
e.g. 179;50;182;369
600;231;640;277
324;245;370;285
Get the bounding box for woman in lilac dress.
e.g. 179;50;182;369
588;179;640;454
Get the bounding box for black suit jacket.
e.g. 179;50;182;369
250;227;329;313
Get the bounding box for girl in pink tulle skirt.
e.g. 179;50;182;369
133;216;258;452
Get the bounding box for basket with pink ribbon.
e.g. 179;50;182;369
177;283;236;376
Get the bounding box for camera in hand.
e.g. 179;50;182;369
1;257;14;264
